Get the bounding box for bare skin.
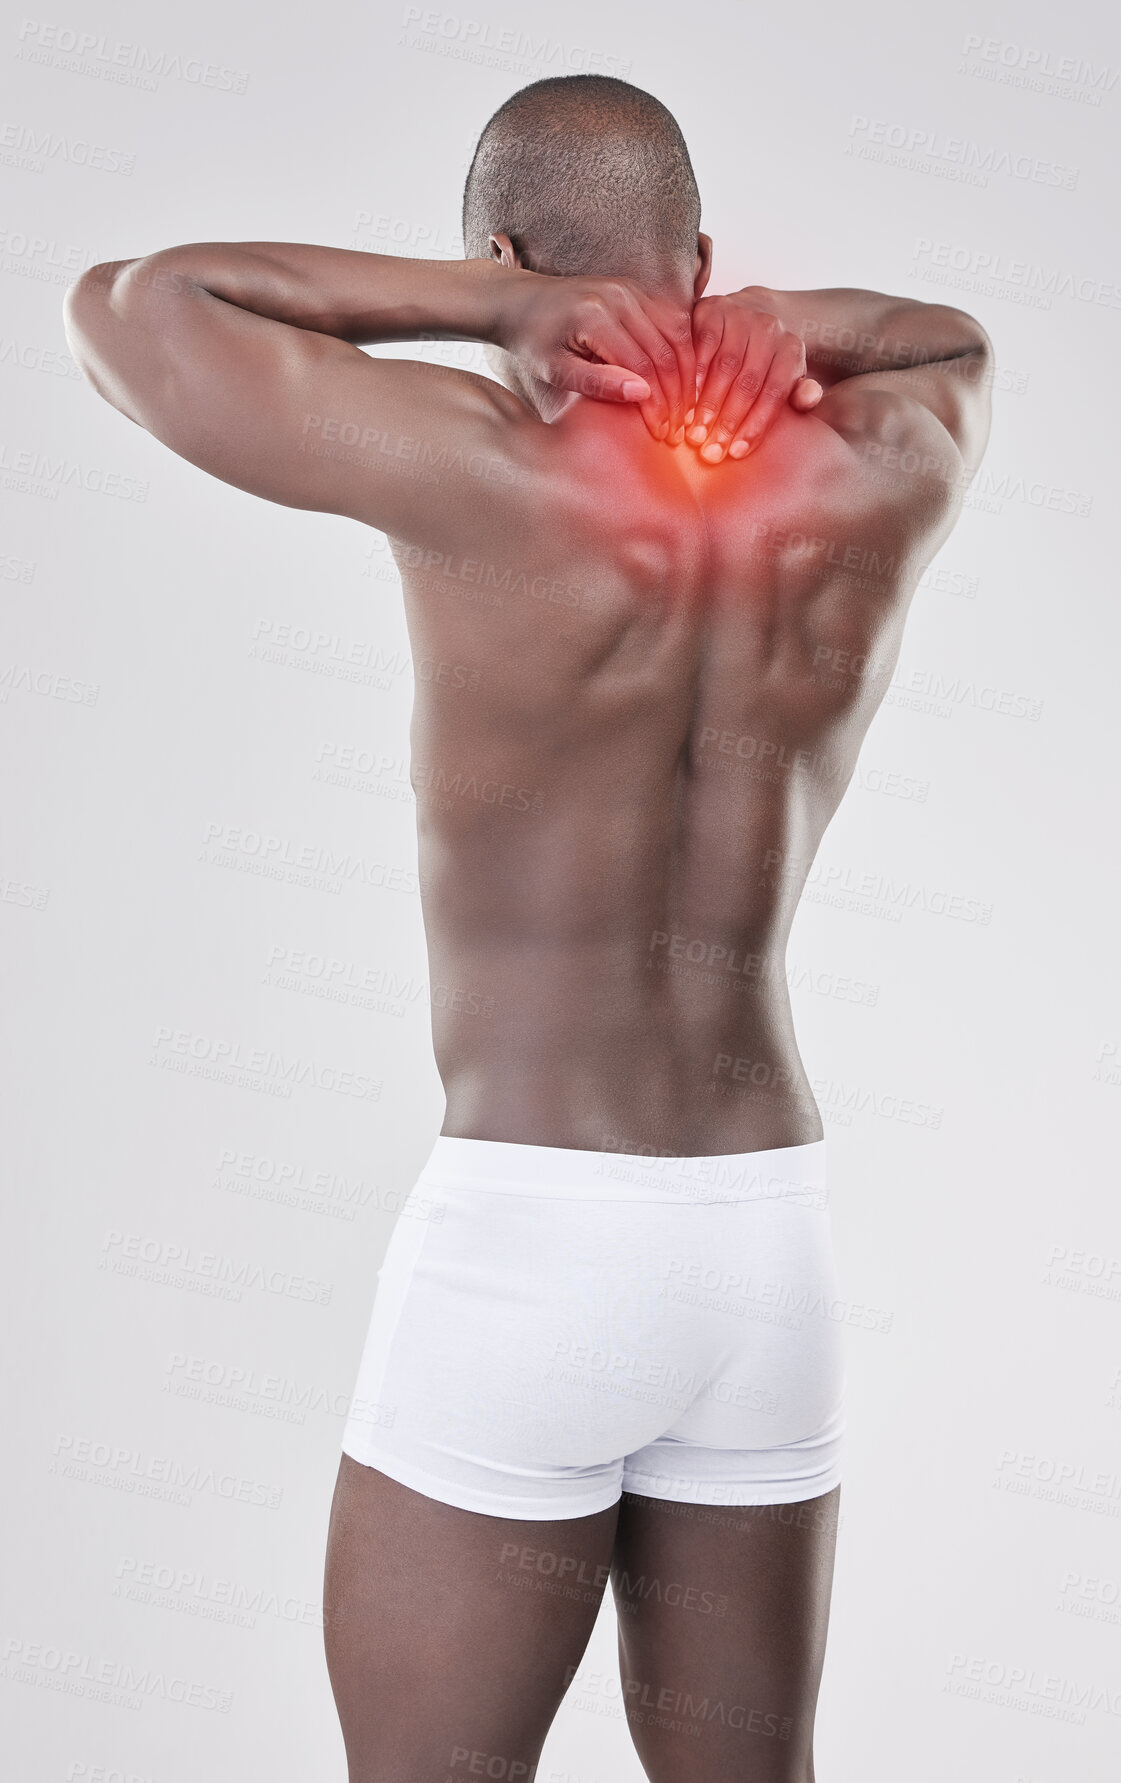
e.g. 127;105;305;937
325;1462;840;1783
65;231;991;1782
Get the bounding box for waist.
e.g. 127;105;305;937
433;996;822;1155
419;1134;828;1207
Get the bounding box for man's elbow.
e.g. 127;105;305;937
66;251;189;332
939;305;993;370
65;258;130;326
63;258;167;413
63;261;130;386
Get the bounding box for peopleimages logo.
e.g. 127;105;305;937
0;120;135;175
199;822;419;896
847;116;1079;189
0;442;148;500
15;21;250;94
397;7;633;77
959;35;1120;107
3;1635;233;1713
945;1650;1121;1720
910;239;1121;309
114;1554;323;1628
149;1026;382;1102
49;1432;283;1509
100;1228;335;1306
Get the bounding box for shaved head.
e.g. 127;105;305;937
462;75;702;288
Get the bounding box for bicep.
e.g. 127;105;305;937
65;266;530;542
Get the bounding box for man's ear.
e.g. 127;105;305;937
488;232;519;268
694;233;713;298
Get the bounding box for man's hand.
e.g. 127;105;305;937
496;269;696;444
686;292;823;463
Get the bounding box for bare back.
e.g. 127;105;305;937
396;394;955;1154
62;245;984;1157
64;194;993;1783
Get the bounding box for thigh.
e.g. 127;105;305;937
324;1455;619;1783
609;1486;841;1783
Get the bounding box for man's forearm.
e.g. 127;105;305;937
743;286;991;387
79;242;520;348
66;244;700;445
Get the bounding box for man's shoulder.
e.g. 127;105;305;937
812;383;968;527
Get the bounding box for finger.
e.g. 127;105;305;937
617;297;685;442
558;356;651;404
697;318;780;462
726;335;808;457
556;349;652;402
563;316;669;437
610;335;672;440
592;314;673;440
557;357;661;441
673;308;697;440
688;313;749;449
651;301;696;442
790;376;823;410
690;300;724;414
689;314;740;443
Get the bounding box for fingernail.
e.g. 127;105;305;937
656;420;669;440
670;427;685;446
686;425;707;444
701;442;723;463
685;408;695;425
728;440;751;459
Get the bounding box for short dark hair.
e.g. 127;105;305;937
462;75;701;282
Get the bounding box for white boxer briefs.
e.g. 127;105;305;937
341;1135;845;1519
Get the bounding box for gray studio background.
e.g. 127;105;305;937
2;0;1119;1778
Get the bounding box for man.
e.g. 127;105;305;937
65;73;991;1783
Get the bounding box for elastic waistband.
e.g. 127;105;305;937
419;1135;828;1207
